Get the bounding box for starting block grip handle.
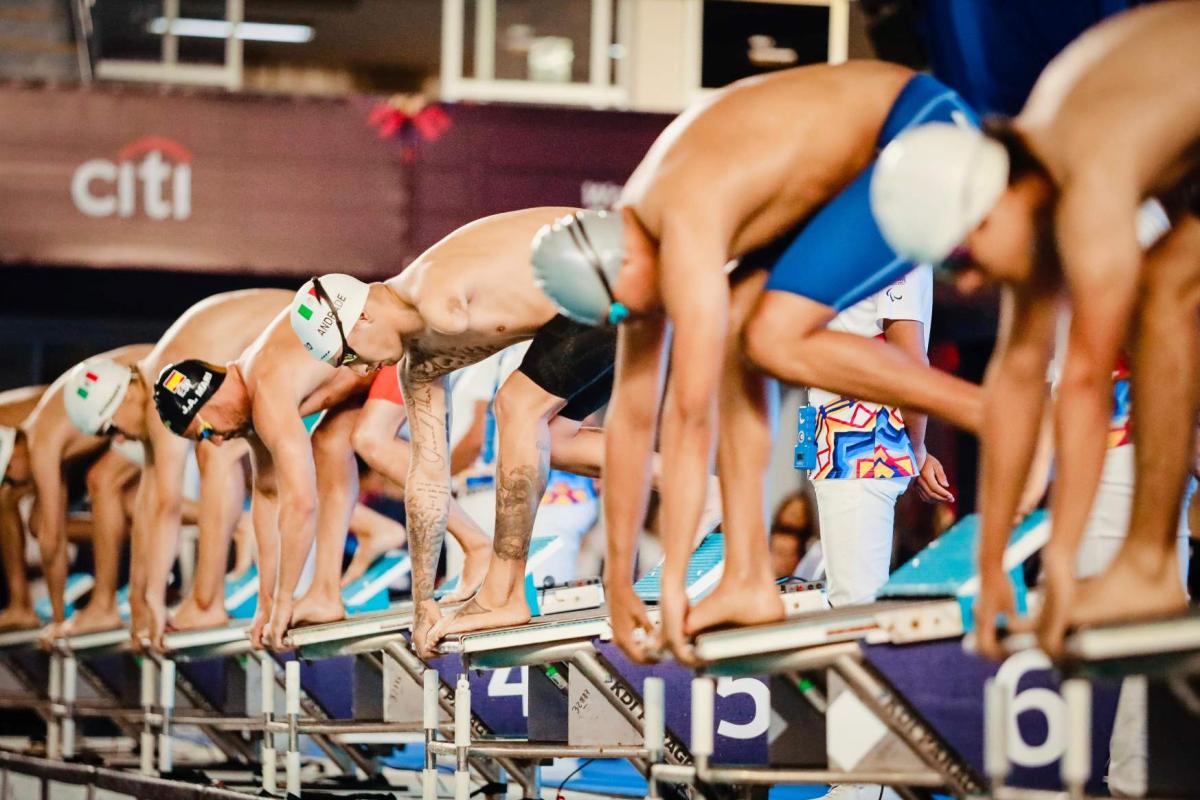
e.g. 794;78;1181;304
423;669;439;730
260;654;275;716
454;674;471;748
643;677;664;754
140;658;157;707
286;660;301;716
159;660;176;710
422;769;438;800
691;678;714;758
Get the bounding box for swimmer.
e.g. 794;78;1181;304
0;385;47;631
64;290;290;649
294;208;721;657
21;345;152;640
531;61;981;662
155;301;496;650
871;2;1200;657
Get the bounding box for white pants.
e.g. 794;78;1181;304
1074;445;1192;798
451;489;598;588
811;477;910;607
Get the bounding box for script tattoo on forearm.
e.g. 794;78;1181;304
399;360;452;603
492;439;549;562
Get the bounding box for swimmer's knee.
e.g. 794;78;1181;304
494;378;563;428
350;424;378;465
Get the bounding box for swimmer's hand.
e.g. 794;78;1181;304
914;452;955;504
248;603;272;651
606;583;659;664
972;570;1018;661
659;587;698;667
412;600;442;659
37;621;63;651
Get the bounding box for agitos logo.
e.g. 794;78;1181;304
71;136;192;221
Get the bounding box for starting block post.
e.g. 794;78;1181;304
47;652;62;760
643;677;664;800
139;657;157;774
157;658;176;774
423;669;439;800
984;677;1009;792
690;677;714;776
1062;678;1092;799
454;673;471;800
60;654;77;759
259;653;277;793
286;659;301;797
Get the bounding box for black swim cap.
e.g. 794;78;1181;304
154;360;226;435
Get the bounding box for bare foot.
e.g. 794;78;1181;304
0;606;39;633
440;545;491;604
685;576;784;637
290;591;347;629
342;535;406;588
1034;551;1077;659
1070;551;1188;631
170;598;230;632
59;603;122;637
428;592;532;645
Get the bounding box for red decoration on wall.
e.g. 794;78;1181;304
367;94;453;161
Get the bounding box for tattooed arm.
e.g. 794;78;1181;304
397;354;453;657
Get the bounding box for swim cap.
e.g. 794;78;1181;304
0;426;16;482
870;123;1010;265
153;360;227;436
64;359;133;436
290;274;370;364
531;210;629;327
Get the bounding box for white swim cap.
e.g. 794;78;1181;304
531;210;630;327
291;274;371;364
871;123;1010;265
0;426;16;481
64;359;133;436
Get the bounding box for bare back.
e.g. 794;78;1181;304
623;61;913;257
141;289;291;383
390;207;570;377
1018;3;1200;193
0;386;46;428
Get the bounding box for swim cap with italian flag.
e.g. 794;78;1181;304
64;359;133;435
290;274;370;364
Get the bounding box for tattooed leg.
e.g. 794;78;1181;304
431;373;564;640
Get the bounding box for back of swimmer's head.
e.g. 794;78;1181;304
531;209;630;327
63;358;134;436
870;122;1012;266
153;359;227;438
290;274;371;365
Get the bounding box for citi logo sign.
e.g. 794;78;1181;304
71;136;192;221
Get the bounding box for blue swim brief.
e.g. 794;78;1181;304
763;73;980;310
